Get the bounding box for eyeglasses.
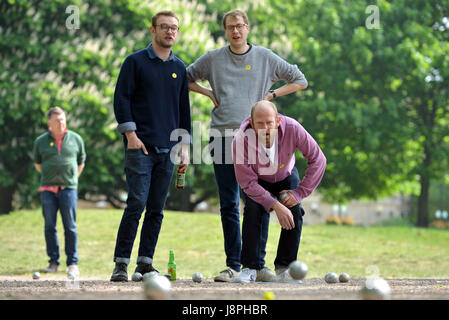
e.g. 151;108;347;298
155;24;179;32
225;23;248;32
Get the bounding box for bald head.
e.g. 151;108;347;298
249;100;280;147
251;100;278;122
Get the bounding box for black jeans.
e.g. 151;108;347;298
241;167;304;270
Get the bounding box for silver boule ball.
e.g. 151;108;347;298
32;272;40;280
142;271;159;282
339;273;350;283
279;192;289;201
288;261;308;280
324;272;339;284
143;275;172;300
132;272;143;282
360;278;391;300
192;272;204;283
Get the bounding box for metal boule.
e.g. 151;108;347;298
288;261;308;280
324;272;339;284
192;272;204;283
339;273;350;283
143;274;172;300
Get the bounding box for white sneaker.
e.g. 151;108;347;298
67;264;80;279
214;268;240;282
276;267;303;284
233;268;257;283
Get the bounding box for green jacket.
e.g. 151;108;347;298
33;130;86;189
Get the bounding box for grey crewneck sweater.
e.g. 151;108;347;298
187;44;308;134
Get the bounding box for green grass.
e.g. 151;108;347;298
1;209;448;279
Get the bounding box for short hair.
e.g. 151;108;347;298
47;106;65;119
151;10;179;27
251;101;278;121
222;9;249;29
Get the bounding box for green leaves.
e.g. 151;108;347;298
1;0;448;220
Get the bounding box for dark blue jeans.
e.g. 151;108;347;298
210;136;241;272
40;188;78;266
241;167;304;270
113;147;174;265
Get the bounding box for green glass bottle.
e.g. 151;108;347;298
168;250;176;281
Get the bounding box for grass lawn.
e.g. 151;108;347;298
1;209;448;279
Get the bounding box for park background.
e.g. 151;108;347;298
0;0;448;279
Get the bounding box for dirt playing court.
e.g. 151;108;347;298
0;276;448;300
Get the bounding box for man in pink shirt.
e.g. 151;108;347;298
232;100;326;283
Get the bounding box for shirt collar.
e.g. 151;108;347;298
48;127;68;141
228;43;253;55
146;43;175;61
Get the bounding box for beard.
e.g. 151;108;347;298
154;35;174;48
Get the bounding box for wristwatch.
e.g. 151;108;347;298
269;89;277;98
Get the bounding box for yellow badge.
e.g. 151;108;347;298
50;142;54;147
172;73;177;78
245;65;251;70
280;164;285;169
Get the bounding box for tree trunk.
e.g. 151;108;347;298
417;143;432;227
0;185;15;214
417;174;430;227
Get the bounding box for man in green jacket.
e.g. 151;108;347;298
33;106;86;279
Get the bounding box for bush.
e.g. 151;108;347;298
431;220;449;229
326;216;342;225
341;216;355;226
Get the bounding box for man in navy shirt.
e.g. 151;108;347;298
111;10;191;282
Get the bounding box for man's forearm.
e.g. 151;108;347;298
273;83;306;97
78;164;85;177
188;82;211;96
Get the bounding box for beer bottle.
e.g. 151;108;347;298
175;167;185;189
168;250;176;281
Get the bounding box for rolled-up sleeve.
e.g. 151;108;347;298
186;52;211;83
270;51;308;87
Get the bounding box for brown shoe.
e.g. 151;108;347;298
44;262;58;273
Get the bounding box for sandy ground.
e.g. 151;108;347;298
0;275;448;300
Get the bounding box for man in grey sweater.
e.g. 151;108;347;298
187;9;308;282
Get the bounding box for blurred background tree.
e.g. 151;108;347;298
1;0;448;228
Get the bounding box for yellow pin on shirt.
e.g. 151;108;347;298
50;142;54;147
280;164;285;169
245;65;251;70
172;73;177;78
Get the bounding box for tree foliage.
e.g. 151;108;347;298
1;0;448;228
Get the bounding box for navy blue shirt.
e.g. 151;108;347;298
114;43;191;150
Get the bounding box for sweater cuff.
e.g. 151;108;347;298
293;78;308;87
117;122;137;134
289;189;303;204
262;196;278;213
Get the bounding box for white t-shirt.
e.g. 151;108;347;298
262;144;276;164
